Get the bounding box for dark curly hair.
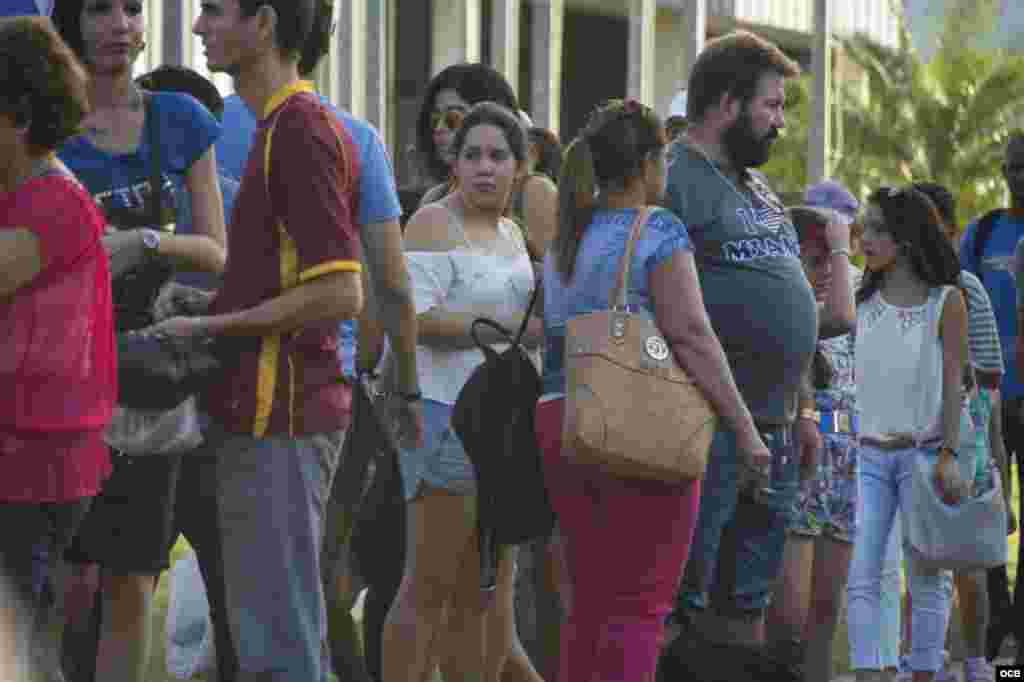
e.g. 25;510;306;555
856;185;961;305
553;99;666;281
297;0;333;77
51;0;87;58
135;65;225;120
0;16;90;151
910;181;957;235
687;30;801;124
415;63;519;183
238;0;316;63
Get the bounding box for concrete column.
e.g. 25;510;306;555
334;0;368;118
491;0;521;95
529;0;563;134
626;0;656;104
655;0;705;118
431;0;482;74
808;0;832;183
365;0;388;132
159;0;183;68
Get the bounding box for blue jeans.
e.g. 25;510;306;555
200;420;345;682
677;423;800;614
878;519;904;668
847;445;953;673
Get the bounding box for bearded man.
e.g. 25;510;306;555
664;31;826;649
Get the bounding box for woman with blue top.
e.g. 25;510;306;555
51;1;226;681
535;98;770;681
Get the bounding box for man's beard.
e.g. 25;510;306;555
723;109;777;170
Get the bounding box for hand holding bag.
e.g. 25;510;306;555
901;307;1008;571
903;448;1007;572
562;207;717;482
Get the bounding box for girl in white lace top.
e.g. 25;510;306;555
847;186;968;680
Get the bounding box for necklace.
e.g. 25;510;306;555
683;135;786;216
85;85;145;138
682;135;755;210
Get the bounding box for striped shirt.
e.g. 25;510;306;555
961;270;1004;376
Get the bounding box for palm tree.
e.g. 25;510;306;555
833;1;1024;229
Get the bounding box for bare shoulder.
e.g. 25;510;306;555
403;202;458;252
522;173;557;200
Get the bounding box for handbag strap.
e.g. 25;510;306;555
513;278;540;345
608;207;653;311
145;92;163;229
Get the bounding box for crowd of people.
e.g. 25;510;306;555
0;2;1022;682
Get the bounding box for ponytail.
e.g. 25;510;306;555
554;136;597;282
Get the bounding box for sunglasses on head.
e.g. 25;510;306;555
431;108;466;131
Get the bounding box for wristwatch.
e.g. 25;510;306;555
140;228;161;257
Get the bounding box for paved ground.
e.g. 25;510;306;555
832;657;1018;681
831;640;1019;682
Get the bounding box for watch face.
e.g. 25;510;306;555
142;230;160;250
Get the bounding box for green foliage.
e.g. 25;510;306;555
761;75;813;199
766;2;1024;231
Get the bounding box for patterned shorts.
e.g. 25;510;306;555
789;432;858;543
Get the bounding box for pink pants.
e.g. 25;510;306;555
536;399;702;682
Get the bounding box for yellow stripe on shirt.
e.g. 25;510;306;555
298;260;362;283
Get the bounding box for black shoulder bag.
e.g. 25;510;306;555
451;284;556;592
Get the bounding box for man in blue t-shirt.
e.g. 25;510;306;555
960;131;1024;664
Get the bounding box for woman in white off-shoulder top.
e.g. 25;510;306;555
382;103;544;682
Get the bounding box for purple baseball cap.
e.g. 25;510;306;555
804;180;859;225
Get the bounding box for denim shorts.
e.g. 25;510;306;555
398;400;476;501
790;432;859;543
677;423;800;614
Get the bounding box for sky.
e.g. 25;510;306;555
904;0;1023;58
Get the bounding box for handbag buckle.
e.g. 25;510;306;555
611;313;627;340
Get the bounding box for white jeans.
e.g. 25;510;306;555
847;445;953;673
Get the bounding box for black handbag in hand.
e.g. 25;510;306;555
451;285;555;592
116;331;223;410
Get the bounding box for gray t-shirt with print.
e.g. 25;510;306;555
665;142;818;424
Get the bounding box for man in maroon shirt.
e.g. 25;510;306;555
154;2;368;679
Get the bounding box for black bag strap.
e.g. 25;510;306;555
972;209;1008;268
143;92;163;230
469;272;541;352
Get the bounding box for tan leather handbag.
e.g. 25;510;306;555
563;207;717;482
